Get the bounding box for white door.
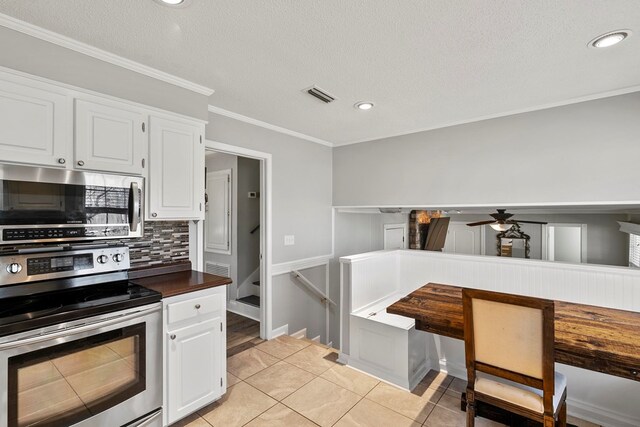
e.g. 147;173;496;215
148;116;204;220
443;222;483;255
74;98;146;174
0;79;69;167
383;224;406;249
206;170;231;254
545;225;585;263
167;318;223;425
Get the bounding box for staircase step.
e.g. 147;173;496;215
253;281;260;286
237;295;260;308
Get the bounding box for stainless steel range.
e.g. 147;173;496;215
0;244;162;427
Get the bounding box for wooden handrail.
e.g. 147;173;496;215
291;270;337;307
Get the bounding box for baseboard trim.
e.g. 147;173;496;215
227;300;260;321
270;324;289;339
290;328;307;339
346;357;430;391
566;396;640;427
438;358;467;380
311;335;321;343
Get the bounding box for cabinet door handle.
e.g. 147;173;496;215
77;160;85;166
151;212;158;218
195;304;201;309
142;122;146;132
57;158;66;164
170;334;176;340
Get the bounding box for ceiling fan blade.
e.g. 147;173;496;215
467;220;496;227
513;220;548;225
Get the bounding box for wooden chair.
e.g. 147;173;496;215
462;288;567;427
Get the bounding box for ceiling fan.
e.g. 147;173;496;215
466;209;547;231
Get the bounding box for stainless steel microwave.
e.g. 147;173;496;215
0;165;143;245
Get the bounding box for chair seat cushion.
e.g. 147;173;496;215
475;372;567;414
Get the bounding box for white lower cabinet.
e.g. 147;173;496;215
163;287;226;426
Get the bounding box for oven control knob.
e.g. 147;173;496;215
97;255;109;264
6;263;22;274
112;253;124;263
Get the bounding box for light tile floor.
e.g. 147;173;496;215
170;335;601;427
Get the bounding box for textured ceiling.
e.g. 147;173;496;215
1;0;639;145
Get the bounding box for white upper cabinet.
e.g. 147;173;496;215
74;98;146;175
0;79;69;167
148;115;204;220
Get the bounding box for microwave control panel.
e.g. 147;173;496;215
2;226;130;243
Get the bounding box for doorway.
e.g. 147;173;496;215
194;141;272;340
543;224;587;263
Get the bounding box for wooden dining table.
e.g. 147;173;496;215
387;283;640;382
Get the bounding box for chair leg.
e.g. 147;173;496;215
558;400;567;427
466;389;476;427
543;414;555;427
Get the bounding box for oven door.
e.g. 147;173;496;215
0;165;143;244
0;303;162;427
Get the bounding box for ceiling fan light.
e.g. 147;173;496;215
490;223;513;232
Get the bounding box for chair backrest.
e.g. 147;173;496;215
462;288;555;412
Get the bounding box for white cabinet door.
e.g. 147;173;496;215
148;116;204;220
0;80;69;167
206;170;231;254
74;98;146;175
167;318;223;425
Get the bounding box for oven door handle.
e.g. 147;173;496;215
0;305;159;351
129;181;141;233
126;408;162;427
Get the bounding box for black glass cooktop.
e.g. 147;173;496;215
0;281;161;337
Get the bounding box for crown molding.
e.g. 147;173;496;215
334;84;640;147
0;12;215;96
208;105;334;147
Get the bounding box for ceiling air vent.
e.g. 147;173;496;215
305;86;336;104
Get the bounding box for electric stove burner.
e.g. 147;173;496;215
0;281;161;337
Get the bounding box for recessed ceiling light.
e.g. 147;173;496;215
152;0;190;7
355;102;374;110
589;30;631;48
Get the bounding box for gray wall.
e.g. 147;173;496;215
237;157;261;285
272;265;330;342
0;26;208;120
452;213;629;266
206;112;333;339
333;92;640;207
206;113;333;264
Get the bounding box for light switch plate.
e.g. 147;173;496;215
284;235;295;246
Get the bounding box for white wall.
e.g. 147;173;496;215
333;92;640;207
205;152;238;298
0;26;208;120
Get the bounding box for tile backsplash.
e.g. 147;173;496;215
125;221;190;268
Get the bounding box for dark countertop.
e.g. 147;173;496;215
129;261;232;298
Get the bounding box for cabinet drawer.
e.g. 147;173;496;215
167;293;222;325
